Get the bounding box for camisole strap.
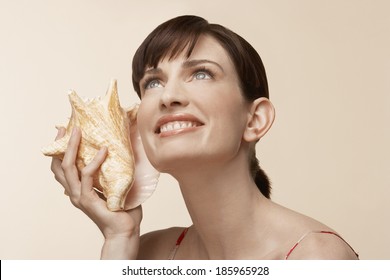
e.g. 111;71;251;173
168;228;359;260
168;227;189;260
285;230;359;259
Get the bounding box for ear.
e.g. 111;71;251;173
243;97;275;142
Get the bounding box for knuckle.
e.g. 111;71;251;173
69;196;79;208
54;173;62;183
69;196;80;208
51;159;61;173
80;167;91;178
60;161;70;170
81;165;96;178
50;163;56;173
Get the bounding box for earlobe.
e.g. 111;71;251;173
243;98;275;142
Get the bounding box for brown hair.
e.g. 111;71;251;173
132;15;271;198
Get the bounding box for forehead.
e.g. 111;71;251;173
146;35;234;70
188;35;228;60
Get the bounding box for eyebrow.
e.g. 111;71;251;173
143;59;224;76
144;67;163;75
182;59;224;73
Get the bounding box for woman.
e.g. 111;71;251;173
51;15;358;259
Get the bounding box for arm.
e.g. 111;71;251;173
101;221;141;260
51;127;142;259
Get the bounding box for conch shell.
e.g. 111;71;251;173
42;79;158;211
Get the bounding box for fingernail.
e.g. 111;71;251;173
72;127;78;136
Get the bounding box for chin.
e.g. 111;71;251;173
150;150;211;175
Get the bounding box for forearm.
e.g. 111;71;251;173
100;235;139;260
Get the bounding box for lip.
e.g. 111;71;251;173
154;113;204;136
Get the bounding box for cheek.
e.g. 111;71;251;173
204;95;249;153
212;112;247;148
207;87;248;129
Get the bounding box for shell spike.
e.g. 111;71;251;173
42;80;158;211
106;79;121;111
102;79;117;103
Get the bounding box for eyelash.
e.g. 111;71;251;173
142;76;160;90
193;66;215;80
142;66;215;90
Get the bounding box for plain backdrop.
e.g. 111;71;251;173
0;0;389;259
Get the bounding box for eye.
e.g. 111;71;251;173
194;71;212;80
192;67;214;81
144;79;162;89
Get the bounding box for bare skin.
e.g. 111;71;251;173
135;35;357;259
50;35;358;260
52;127;141;259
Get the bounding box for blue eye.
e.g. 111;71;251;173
194;71;211;80
145;79;162;89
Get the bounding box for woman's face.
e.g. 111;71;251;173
137;35;251;174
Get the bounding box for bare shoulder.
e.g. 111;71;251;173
268;202;358;260
286;231;359;259
137;227;185;260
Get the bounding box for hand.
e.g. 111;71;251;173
51;127;142;259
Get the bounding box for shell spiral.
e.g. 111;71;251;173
42;79;138;211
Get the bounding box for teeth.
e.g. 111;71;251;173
160;121;197;133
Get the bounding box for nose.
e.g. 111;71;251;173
159;81;189;110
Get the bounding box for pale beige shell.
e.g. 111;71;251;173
42;79;156;211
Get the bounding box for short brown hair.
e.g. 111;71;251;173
132;15;271;198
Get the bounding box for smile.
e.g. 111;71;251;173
155;113;204;136
159;121;199;133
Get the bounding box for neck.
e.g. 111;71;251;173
170;153;272;259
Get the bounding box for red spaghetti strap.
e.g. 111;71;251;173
176;227;189;246
285;231;311;259
285;243;300;259
285;230;359;259
168;227;189;260
317;231;359;259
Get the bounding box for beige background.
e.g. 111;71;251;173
0;0;389;259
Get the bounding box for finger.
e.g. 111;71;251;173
51;157;68;187
51;127;68;192
80;147;108;196
61;127;82;194
79;147;108;211
51;127;68;186
55;126;66;140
